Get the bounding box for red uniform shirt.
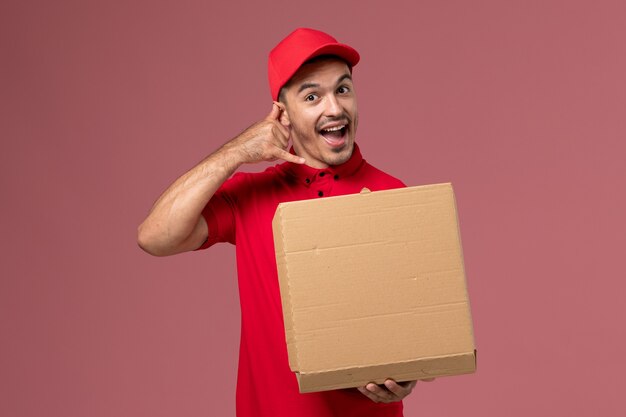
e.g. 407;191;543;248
199;144;406;417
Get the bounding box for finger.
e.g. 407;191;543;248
400;380;418;390
366;383;395;402
357;387;379;403
267;102;282;121
275;148;305;164
271;122;290;145
384;379;416;399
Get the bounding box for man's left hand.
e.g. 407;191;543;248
357;379;434;403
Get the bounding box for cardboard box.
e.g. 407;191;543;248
272;183;476;393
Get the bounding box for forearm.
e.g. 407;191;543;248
137;143;245;256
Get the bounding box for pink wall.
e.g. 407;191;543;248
2;0;625;415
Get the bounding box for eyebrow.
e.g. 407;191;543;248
297;82;319;94
296;73;353;94
337;73;352;84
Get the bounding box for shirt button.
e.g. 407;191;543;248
318;191;324;197
334;174;339;180
319;172;326;177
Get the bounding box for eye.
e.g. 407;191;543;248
305;94;317;102
337;85;350;94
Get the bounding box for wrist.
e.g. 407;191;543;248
214;140;247;171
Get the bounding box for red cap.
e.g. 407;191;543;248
268;28;360;101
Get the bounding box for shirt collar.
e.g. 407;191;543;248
278;143;364;185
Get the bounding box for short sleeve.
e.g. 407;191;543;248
195;174;246;250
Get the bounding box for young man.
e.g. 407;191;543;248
138;28;429;416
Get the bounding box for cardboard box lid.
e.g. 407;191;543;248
272;183;475;391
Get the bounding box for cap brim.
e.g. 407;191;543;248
304;43;361;68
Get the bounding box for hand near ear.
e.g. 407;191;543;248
224;103;304;165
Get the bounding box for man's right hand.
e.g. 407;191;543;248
227;103;305;165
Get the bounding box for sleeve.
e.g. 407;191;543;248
195;173;247;250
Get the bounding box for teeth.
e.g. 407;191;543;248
321;125;346;132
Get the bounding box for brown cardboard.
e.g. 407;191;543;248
272;183;476;393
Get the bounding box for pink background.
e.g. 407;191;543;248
2;0;625;416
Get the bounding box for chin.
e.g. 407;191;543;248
325;143;353;166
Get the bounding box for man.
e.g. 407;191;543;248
138;28;430;416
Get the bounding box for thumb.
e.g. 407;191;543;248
267;102;282;121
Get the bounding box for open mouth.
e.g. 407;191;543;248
319;124;348;147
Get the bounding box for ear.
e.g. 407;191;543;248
275;102;291;127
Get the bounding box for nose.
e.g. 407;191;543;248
323;94;342;117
